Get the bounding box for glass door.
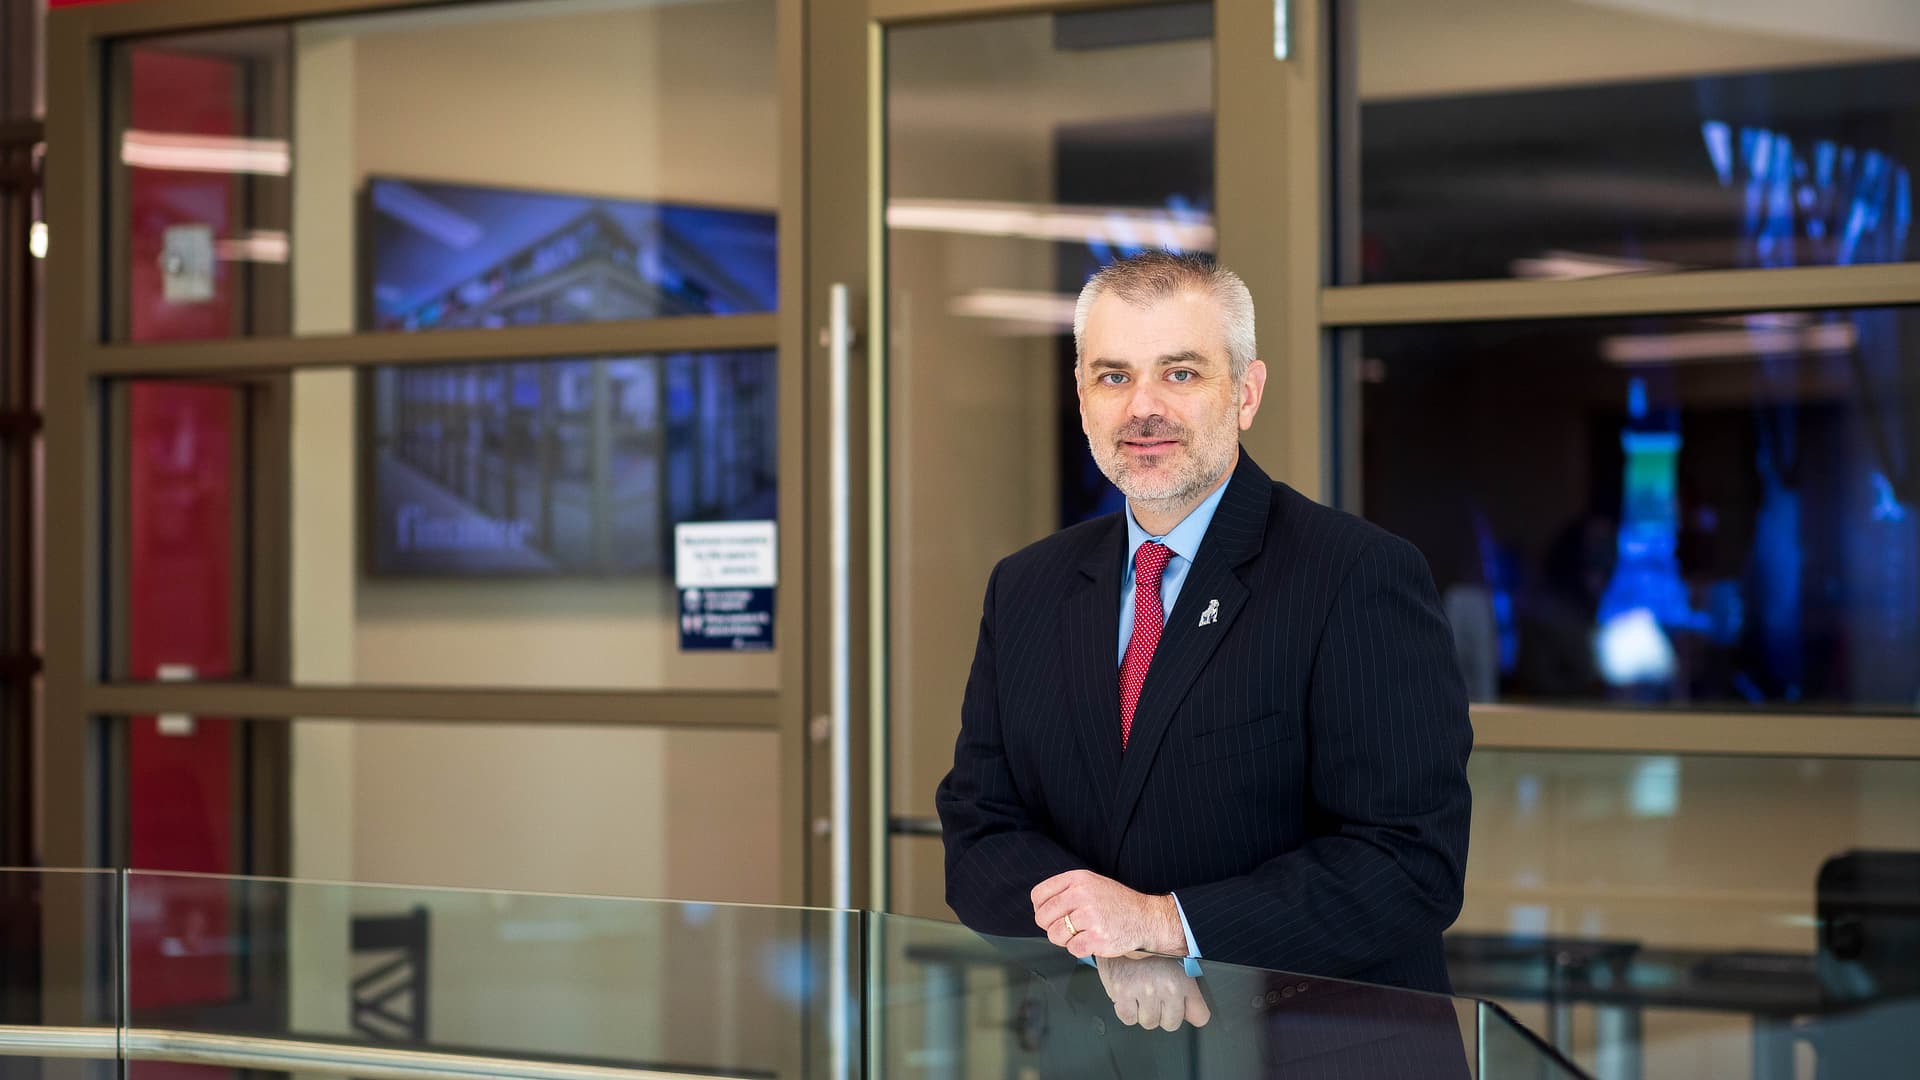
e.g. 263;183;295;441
45;0;822;920
845;0;1321;916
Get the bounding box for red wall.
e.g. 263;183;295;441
126;51;240;341
121;39;244;1015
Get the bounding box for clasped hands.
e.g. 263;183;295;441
1031;869;1212;1031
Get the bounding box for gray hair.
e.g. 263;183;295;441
1071;251;1256;383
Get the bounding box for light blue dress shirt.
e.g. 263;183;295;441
1117;473;1232;976
1119;477;1232;667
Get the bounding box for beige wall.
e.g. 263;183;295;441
1354;0;1905;101
348;0;777;210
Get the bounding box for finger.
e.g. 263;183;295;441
1035;907;1083;944
1142;989;1172;1031
1029;871;1080;910
1112;993;1139;1027
1032;890;1082;931
1070;925;1120;959
1186;991;1212;1028
1160;996;1184;1032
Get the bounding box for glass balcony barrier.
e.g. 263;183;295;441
2;868;1605;1079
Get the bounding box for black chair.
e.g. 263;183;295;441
350;906;430;1043
1811;850;1920;1079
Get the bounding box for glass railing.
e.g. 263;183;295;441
0;869;1589;1079
0;869;120;1080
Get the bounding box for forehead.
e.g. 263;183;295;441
1083;288;1228;364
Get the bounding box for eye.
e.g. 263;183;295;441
1167;369;1195;383
1099;372;1128;386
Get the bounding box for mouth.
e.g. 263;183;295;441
1121;438;1181;457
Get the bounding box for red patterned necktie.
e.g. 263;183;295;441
1119;542;1173;749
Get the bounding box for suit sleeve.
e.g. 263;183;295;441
1172;533;1473;977
936;562;1092;937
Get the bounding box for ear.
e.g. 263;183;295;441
1237;360;1268;431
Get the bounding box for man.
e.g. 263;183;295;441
936;251;1473;1039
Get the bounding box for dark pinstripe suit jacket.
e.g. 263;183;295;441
936;451;1473;994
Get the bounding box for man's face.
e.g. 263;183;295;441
1078;289;1266;509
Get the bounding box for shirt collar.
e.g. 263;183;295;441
1125;470;1233;567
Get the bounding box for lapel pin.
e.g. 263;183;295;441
1198;598;1220;627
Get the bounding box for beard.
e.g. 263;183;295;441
1088;395;1241;514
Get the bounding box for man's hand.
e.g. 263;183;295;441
1096;956;1212;1031
1031;869;1186;959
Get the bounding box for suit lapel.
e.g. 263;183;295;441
1060;518;1126;803
1103;453;1274;866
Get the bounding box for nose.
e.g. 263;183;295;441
1125;377;1169;420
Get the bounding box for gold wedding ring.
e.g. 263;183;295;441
1063;913;1078;937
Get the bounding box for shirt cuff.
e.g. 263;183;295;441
1172;892;1203;977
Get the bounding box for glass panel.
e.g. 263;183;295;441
1338;0;1920;284
109;27;293;341
114;876;1576;1080
1453;749;1920;1078
887;831;949;922
112;716;781;903
1784;996;1920;1080
1351;307;1920;709
1479;1003;1586;1080
0;869;120;1080
123;872;842;1080
108;0;778;342
109;355;780;690
884;1;1214;831
873;911;1565;1078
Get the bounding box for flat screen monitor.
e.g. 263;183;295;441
359;178;779;578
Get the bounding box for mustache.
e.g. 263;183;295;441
1116;417;1188;443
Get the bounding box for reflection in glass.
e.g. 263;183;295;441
1341;0;1919;283
1355;308;1920;708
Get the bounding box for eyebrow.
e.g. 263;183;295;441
1087;350;1217;371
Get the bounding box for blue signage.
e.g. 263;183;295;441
679;587;775;652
